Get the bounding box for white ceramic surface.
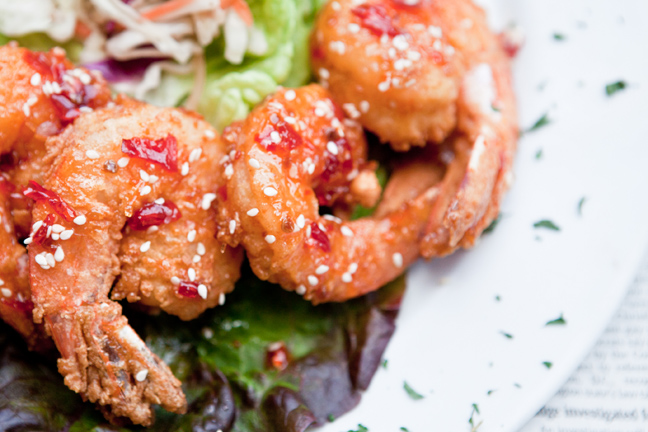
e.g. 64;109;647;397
320;0;648;431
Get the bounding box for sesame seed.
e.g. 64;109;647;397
35;254;47;266
171;276;181;285
73;215;87;226
284;116;296;124
349;263;358;274
197;284;208;299
393;34;409;51
308;275;318;286
147;226;159;234
315;265;329;275
204;129;216;139
392;252;404;268
428;25;443;38
285;89;296;101
181;162;189;176
296;214;306;229
30;73;41;86
135;370;148;382
331;1;340;11
46;225;52;239
188;268;196;282
229;220;236;235
79;106;92;113
51;233;60;241
0;279;3;286
86;150;100;159
308;163;315;175
189;148;203;163
140;185;152;196
155;198;165;205
319;68;330;80
326;141;339;155
348;23;360;33
360;101;370;113
224;164;234;179
249;158;260;169
60;229;74;240
193;244;204;257
52;224;65;233
247;208;259;217
54;246;65;262
22;103;30;117
51;81;62;94
193;255;201;263
1;288;11;298
219;293;226;305
296;285;306;295
23;238;32;245
45;253;56;267
341;226;353;237
330;40;346;55
270;131;281;143
378;80;390;92
202;193;217;210
265;235;276;244
140;241;151;253
117;157;129;167
32;220;44;233
139;170;150;182
264;187;278;197
342;273;352;283
188;230;197;242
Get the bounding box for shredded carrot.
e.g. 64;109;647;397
221;0;254;26
141;0;196;21
74;20;92;40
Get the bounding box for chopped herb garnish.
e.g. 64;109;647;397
500;331;513;339
328;414;335;422
553;33;566;41
577;197;586;216
487;389;496;396
535;148;543;160
381;359;388;369
605;80;627;96
468;403;482;431
483;214;501;234
533;219;560;231
400;428;410;432
348;425;368;432
525;113;550;134
403;382;424;400
543;361;553;369
546;314;567;326
495;295;501;302
491;104;501;112
514;383;522;388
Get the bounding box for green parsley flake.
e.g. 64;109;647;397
500;331;513;339
546;314;567;326
578;197;586;216
400;428;410;432
495;295;501;302
525;113;551;134
535;148;543;160
553;33;566;41
348;424;368;432
381;359;388;369
487;389;496;396
468;403;482;431
543;361;553;369
533;220;560;231
327;414;335;422
605;80;627;96
403;381;425;400
483;214;501;234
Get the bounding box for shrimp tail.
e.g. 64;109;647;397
47;302;186;426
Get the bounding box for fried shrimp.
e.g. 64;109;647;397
218;85;437;303
27;97;242;425
312;0;518;258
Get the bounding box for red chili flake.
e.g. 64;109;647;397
32;213;57;245
177;281;200;298
266;342;291;371
312;45;325;60
24;50;102;124
315;129;354;206
128;200;182;231
352;4;402;37
499;30;523;58
390;0;422;8
121;135;179;171
23;181;78;222
309;222;331;253
255;121;303;158
2;296;34;315
217;185;228;202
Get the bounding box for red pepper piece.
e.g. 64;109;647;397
121;135;179;171
129;200;182;231
23;181;78;222
352;4;402;37
178;281;200;298
32;213;57;245
309;222;331;253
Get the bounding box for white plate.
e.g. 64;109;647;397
320;0;648;431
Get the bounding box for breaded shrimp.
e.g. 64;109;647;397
27;98;242;425
218;85;438;303
312;0;518;257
